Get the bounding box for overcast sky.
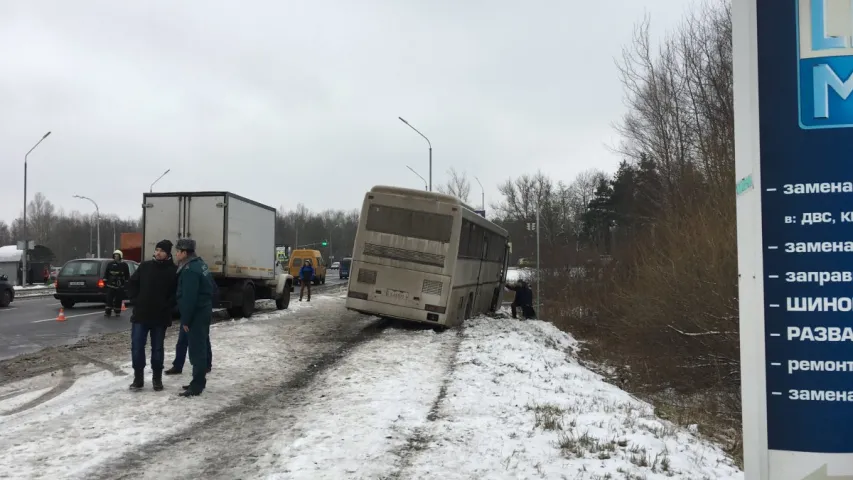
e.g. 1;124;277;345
1;0;689;224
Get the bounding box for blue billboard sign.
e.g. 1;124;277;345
764;0;853;454
738;0;853;477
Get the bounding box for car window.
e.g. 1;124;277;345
292;258;303;268
315;257;322;267
60;261;102;277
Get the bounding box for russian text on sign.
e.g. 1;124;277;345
787;297;853;311
783;182;853;194
784;241;853;253
787;326;853;341
788;360;853;374
785;271;853;285
788;390;853;401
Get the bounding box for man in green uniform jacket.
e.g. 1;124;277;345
174;238;213;397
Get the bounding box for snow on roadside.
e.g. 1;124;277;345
230;324;458;479
13;285;52;290
403;314;743;480
0;302;317;480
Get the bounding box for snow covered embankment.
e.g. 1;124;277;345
402;315;743;480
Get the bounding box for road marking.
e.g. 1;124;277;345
32;311;105;323
2;307;17;311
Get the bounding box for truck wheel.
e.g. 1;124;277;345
276;287;291;310
241;285;256;318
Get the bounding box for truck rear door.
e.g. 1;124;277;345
143;195;181;260
187;194;226;273
143;194;226;272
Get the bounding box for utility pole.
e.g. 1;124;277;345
74;195;100;258
150;168;170;192
398;117;432;191
474;176;484;212
536;202;540;317
22;131;51;286
406;165;428;191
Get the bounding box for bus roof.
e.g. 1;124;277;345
369;185;478;211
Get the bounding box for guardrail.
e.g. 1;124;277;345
14;286;55;298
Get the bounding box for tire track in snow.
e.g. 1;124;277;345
385;325;465;480
87;315;391;480
0;368;76;416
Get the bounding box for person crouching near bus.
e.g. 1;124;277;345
299;259;314;302
505;279;536;320
125;240;178;391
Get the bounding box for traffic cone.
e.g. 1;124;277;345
57;308;66;322
121;301;127;312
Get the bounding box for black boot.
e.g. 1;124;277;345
152;369;163;391
129;368;144;390
105;309;112;317
179;385;201;396
164;366;182;375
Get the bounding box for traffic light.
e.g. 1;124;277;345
322;240;328;246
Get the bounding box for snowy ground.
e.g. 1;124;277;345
0;296;742;479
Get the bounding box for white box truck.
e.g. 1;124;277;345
141;191;294;318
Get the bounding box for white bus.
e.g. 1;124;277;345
345;185;511;329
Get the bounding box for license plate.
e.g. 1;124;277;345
69;281;84;286
385;289;409;300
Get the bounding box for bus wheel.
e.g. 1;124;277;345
432;326;447;333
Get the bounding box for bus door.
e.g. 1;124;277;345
472;231;488;316
490;240;510;312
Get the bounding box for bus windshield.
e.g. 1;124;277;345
365;204;453;243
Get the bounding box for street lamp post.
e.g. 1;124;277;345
474;176;485;212
150;168;171;192
406;165;428;191
74;195;101;258
525;203;541;318
22;131;51;287
398;117;432;192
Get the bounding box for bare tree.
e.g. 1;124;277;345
437;167;471;203
0;221;11;246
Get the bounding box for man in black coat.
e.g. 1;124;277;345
126;239;178;391
505;279;536;320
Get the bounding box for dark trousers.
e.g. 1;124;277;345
131;323;167;371
300;279;311;300
511;302;536;319
173;327;212;370
187;322;210;392
105;287;124;313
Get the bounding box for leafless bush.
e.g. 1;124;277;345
537;0;742;463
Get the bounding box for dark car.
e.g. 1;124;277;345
53;258;139;309
339;257;351;280
0;274;13;308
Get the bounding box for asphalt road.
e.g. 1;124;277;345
0;273;349;361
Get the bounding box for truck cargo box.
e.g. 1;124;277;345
141;191;276;280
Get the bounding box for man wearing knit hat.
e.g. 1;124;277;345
125;239;178;391
174;238;213;397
